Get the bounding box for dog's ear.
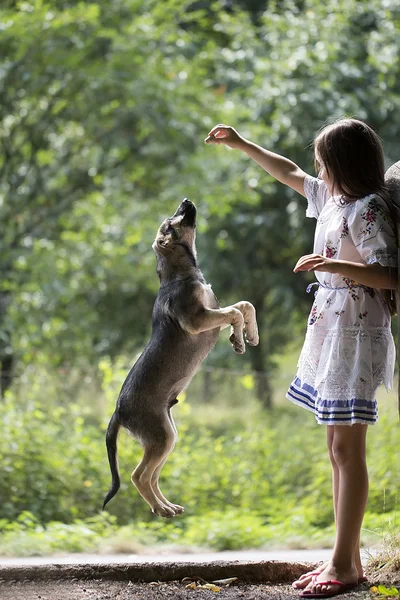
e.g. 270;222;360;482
153;236;173;256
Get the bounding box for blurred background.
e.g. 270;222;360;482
0;0;399;557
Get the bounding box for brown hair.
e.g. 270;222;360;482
314;117;388;203
315;117;397;313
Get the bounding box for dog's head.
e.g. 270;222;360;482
152;198;197;264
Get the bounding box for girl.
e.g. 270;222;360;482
205;118;397;598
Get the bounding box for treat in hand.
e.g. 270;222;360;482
204;124;243;148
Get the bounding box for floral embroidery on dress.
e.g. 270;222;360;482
309;303;323;325
342;277;360;301
324;240;337;258
359;198;391;238
293;178;396;426
339;217;349;239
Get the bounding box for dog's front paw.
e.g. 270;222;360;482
170;503;185;514
245;324;259;346
229;332;245;354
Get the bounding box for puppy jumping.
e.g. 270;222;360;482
103;198;259;518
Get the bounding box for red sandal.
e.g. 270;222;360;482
300;578;359;598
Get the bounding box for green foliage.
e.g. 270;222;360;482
1;0;400;557
0;512;117;557
0;368;399;555
370;586;400;599
2;0;400;397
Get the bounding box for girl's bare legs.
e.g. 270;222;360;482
293;425;366;590
328;427;364;577
303;423;368;595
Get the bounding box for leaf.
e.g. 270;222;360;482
377;585;400;597
212;577;239;586
185;582;197;590
198;583;221;592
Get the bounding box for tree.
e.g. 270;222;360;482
2;0;400;408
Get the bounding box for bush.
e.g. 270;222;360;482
0;366;399;555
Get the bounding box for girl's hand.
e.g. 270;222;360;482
293;254;338;273
204;124;245;148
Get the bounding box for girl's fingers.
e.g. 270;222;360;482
204;128;232;144
204;136;225;145
294;254;324;270
295;261;328;273
294;259;324;272
309;262;326;271
207;129;230;140
207;124;229;135
294;259;315;271
294;254;315;267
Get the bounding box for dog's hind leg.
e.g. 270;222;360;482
131;416;177;518
150;410;184;515
151;456;184;515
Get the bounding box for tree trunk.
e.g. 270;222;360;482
251;341;272;409
202;368;213;402
0;352;13;398
0;292;13;398
248;297;272;409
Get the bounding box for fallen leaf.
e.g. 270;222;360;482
185;582;197;590
212;577;239;586
198;583;221;592
182;577;208;585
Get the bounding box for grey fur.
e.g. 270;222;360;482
103;198;259;518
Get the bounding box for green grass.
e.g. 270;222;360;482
0;354;399;558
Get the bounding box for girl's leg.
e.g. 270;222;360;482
293;427;337;589
326;427;363;574
294;427;364;588
305;423;368;595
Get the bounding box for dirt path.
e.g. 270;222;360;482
0;579;371;600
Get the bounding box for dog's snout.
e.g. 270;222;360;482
171;198;196;226
181;198;195;211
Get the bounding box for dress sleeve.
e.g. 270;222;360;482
348;194;397;267
304;175;328;219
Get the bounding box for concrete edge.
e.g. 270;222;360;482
0;560;318;584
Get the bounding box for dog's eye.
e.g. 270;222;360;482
165;224;179;240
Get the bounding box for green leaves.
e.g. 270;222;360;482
2;0;400;394
370;585;400;599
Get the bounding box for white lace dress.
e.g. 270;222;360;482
286;176;397;425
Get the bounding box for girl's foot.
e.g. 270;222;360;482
292;562;365;590
300;563;358;597
292;567;324;590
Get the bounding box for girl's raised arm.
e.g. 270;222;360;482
205;124;308;197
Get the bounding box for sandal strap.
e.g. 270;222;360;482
312;580;344;586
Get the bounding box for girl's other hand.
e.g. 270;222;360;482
294;254;337;273
204;124;244;148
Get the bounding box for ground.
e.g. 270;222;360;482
0;579;373;600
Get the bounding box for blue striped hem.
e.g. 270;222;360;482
286;377;378;425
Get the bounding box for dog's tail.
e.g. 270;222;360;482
103;411;121;510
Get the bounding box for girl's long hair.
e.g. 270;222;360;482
314;117;397;313
314;117;388;201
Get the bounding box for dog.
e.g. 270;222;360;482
102;198;259;518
